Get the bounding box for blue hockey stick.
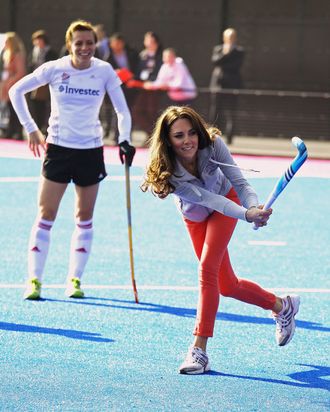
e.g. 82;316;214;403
253;136;308;230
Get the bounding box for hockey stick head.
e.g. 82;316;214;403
291;136;308;172
292;136;307;157
252;136;308;230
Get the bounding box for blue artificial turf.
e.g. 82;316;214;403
0;157;329;411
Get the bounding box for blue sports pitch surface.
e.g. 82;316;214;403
0;143;329;411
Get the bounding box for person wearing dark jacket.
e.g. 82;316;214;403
107;33;139;75
28;30;58;133
210;28;244;144
105;33;139;142
132;31;163;138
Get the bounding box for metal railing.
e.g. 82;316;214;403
186;87;330;140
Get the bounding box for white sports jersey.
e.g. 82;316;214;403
9;55;132;148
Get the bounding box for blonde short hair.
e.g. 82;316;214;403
65;20;97;52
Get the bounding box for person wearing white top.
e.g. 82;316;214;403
144;48;197;105
9;20;136;300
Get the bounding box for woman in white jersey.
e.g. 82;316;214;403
9;20;136;300
141;106;300;374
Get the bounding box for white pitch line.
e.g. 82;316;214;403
0;284;329;293
0;176;39;182
109;176;143;181
0;176;143;183
0;284;196;290
248;240;287;246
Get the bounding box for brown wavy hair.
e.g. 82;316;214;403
141;106;221;198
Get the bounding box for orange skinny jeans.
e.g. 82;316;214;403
184;188;276;337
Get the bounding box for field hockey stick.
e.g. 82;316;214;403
253;136;308;230
124;160;139;303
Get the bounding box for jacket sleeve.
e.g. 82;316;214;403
211;46;223;65
213;137;259;209
211;46;244;71
174;183;248;221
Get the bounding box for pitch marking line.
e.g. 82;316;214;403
0;284;329;293
0;176;143;183
248;240;287;246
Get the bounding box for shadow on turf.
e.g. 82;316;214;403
46;296;330;333
0;321;114;343
217;364;330;391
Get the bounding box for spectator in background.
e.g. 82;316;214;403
0;32;26;139
210;28;244;144
28;30;58;134
94;24;110;61
0;45;7;132
137;31;163;83
108;32;139;76
92;25;112;138
144;48;197;106
132;31;163;139
106;32;139;142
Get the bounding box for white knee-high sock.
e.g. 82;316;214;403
68;219;93;280
28;218;54;281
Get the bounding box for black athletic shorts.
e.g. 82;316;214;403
42;144;107;187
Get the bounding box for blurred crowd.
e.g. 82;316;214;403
0;25;243;144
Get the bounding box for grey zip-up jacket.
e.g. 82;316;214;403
170;136;258;222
